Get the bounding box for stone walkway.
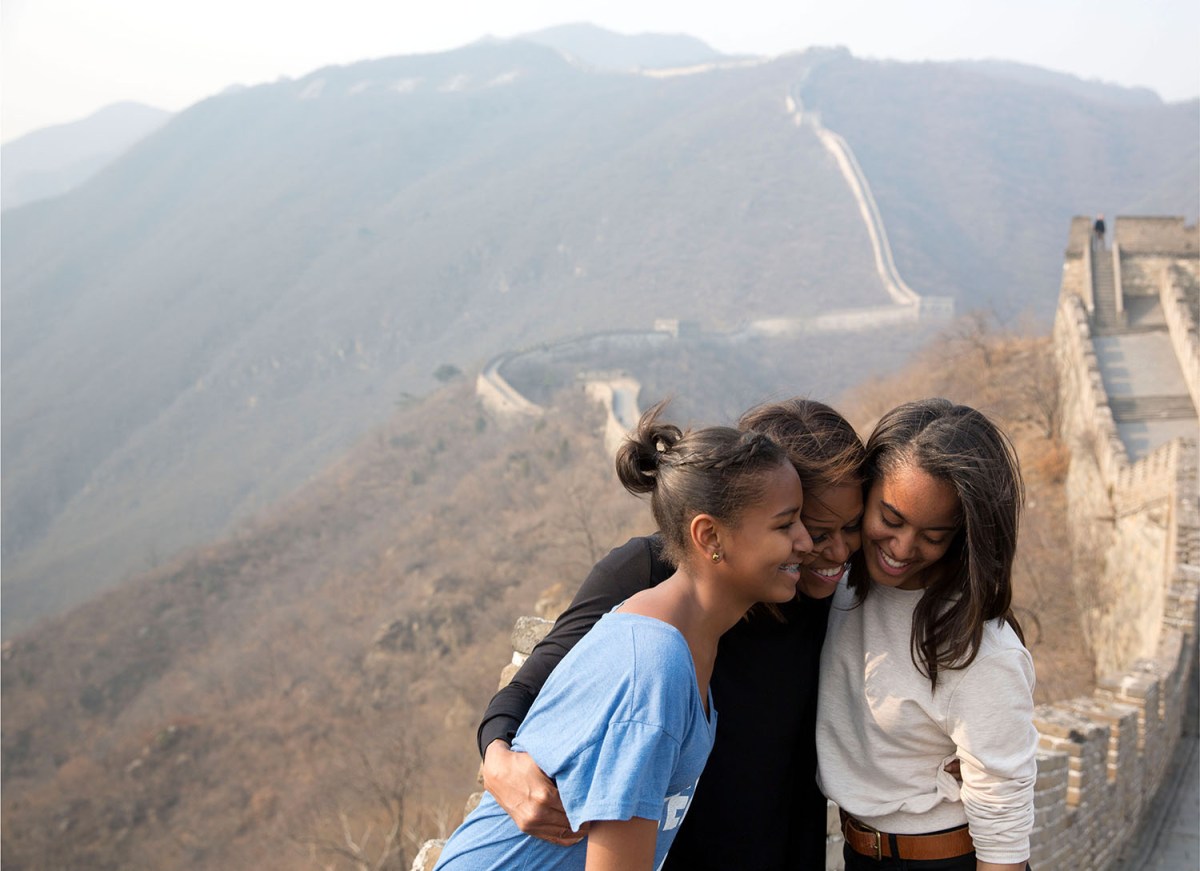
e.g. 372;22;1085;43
1116;672;1199;870
1091;310;1198;462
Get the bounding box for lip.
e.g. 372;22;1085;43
803;562;848;587
873;544;912;578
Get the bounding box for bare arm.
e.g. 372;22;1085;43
585;817;658;871
977;862;1026;871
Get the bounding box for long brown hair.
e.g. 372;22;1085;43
848;398;1025;689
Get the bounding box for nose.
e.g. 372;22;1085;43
824;532;851;564
793;520;814;556
889;529;916;561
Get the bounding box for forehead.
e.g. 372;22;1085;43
802;483;863;523
874;463;959;527
751;461;803;508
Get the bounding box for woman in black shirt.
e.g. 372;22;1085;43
477;398;867;870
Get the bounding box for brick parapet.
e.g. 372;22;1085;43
1159;261;1200;410
1113;216;1200;255
1054;292;1129;489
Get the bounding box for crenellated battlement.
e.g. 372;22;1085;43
1033;214;1199;870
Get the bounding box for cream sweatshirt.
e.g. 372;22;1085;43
816;579;1037;865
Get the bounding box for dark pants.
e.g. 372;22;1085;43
843;842;1032;870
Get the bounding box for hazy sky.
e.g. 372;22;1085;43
3;0;1198;143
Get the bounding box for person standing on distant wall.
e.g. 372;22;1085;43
1093;213;1106;248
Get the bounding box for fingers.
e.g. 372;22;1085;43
943;758;963;782
482;743;582;843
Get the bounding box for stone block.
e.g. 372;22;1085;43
497;662;519;689
510;616;553;655
1034;748;1069;772
826;800;842;835
464;790;483;817
410;839;444;871
825;836;846;871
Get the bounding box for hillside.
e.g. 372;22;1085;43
3;31;1195;632
1;102;171;210
0;319;1092;870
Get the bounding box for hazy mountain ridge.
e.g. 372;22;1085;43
950;59;1164;107
517;22;726;70
3;34;1195;630
1;102;171;210
797;52;1198;316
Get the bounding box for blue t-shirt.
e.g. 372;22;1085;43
435;611;717;871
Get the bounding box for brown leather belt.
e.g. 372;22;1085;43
840;810;974;861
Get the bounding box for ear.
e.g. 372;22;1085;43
690;514;721;558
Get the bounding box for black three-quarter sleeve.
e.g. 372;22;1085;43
476;534;674;757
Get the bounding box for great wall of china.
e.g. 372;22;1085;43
416;215;1199;870
476;84;952;434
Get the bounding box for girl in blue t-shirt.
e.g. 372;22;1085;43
434;400;815;871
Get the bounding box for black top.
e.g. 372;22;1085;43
477;535;831;871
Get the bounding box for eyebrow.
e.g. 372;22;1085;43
772;506;801;519
880;500;958;531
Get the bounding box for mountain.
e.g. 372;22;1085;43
2;34;1195;632
795;50;1197;311
518;22;726;70
951;60;1164;107
2;102;171;210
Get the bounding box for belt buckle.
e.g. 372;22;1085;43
871;829;882;861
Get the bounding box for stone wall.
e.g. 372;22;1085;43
1112;217;1200;255
1160;260;1200;410
1022;215;1199;871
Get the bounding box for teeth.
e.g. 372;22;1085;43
811;566;844;578
881;552;907;569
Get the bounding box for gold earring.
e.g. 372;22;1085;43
711;551;722;563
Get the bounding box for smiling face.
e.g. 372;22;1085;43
796;483;863;599
719;461;813;604
862;462;960;591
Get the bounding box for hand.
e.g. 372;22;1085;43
944;757;962;782
482;740;588;845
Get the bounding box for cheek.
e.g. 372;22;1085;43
861;515;887;542
846;530;863;554
921;540;953;564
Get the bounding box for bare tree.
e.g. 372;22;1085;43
295;732;425;871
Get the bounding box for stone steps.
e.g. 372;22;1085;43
1091;251;1122;330
1109;394;1197;422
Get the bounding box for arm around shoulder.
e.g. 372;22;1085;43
476;536;666;757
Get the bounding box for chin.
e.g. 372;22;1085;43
796;581;837;601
